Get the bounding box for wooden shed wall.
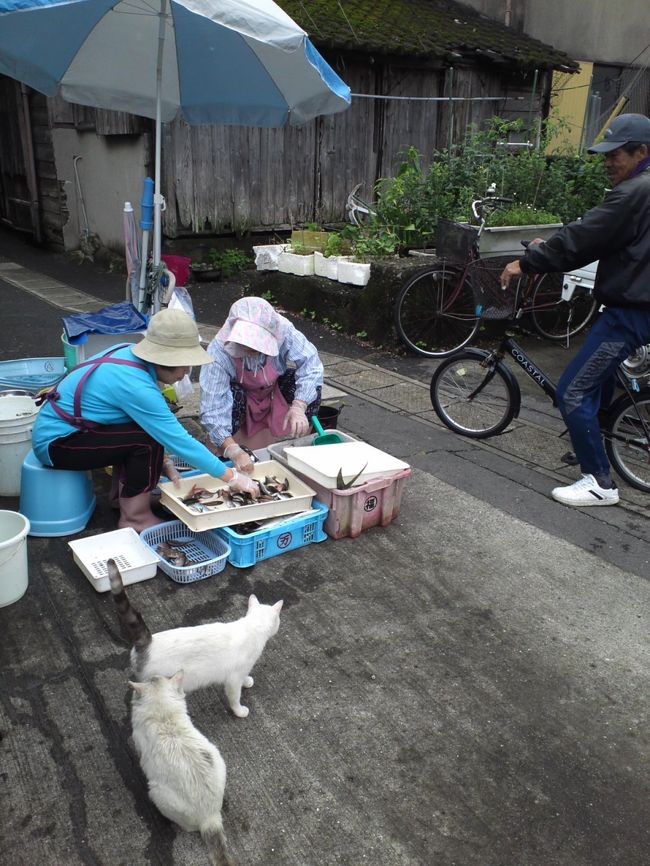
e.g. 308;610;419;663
162;58;548;237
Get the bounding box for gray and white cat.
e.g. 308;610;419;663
108;558;283;718
129;670;234;866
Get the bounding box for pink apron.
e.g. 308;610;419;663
233;357;289;450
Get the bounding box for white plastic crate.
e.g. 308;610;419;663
140;520;230;584
158;460;316;532
68;528;159;592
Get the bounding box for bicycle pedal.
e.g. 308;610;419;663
560;450;579;466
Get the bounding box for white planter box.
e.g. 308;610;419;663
478;223;562;257
313;251;340;280
253;243;288;271
337;259;371;286
277;250;315;276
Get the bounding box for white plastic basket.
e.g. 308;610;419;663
140;520;230;584
68;528;159;593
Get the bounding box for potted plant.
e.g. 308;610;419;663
478;203;563;256
290;222;331;254
314;233;344;280
278;241;315;276
337;229;399;286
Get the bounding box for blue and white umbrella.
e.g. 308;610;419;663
0;0;351;265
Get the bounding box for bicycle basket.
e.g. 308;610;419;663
436;219;479;262
465;256;523;320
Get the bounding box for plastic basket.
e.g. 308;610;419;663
140;520;230;584
68;528;159;593
213;501;328;568
0;357;66;393
465;256;522;320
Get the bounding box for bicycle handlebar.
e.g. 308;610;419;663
471;196;514;221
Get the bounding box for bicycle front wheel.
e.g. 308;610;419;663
529;273;598;341
604;389;650;492
394;264;480;358
430;350;518;438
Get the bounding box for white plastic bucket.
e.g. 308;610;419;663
0;510;30;606
0;394;39;496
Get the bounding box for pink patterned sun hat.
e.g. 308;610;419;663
216;297;290;357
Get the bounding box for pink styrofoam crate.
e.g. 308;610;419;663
268;437;411;539
286;465;411;540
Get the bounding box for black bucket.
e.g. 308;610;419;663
316;404;342;430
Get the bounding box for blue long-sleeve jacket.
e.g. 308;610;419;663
32;344;229;477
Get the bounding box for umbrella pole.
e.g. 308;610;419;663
152;0;167;270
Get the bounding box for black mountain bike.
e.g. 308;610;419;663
393;197;597;357
429;273;650;493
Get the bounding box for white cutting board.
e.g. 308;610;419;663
285;442;410;489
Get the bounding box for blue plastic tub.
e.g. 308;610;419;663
0;357;65;393
212;501;328;568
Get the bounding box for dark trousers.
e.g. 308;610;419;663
557;306;650;478
48;423;164;497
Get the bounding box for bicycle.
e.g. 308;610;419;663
393;197;598;358
346;183;377;227
429;275;650;493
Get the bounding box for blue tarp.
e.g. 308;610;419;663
62;302;148;344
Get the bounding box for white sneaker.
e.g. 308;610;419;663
551;474;619;507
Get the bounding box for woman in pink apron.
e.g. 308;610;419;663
199;297;324;473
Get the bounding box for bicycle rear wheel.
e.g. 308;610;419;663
430;350;518;438
529;273;598;341
604;389;650;492
394;264;480;358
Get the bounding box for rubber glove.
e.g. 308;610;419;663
161;456;182;489
226;468;260;498
283;399;310;438
223;442;255;474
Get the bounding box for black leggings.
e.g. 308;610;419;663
48;423;164;497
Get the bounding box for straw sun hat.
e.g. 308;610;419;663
132;308;212;366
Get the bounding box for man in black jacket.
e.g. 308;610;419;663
500;113;650;506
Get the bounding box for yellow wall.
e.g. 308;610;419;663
546;61;593;153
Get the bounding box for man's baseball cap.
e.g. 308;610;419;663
588;113;650;153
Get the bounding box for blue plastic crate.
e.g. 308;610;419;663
0;357;65;392
213;501;328;568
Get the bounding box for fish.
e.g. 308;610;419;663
336;462;368;490
156;542;188;567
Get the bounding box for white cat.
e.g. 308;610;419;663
129;670;234;866
108;559;283;717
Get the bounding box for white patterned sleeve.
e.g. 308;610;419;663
282;323;324;404
199;341;237;447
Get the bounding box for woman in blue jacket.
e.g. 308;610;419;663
32;308;258;531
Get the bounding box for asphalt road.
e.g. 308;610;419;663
0;226;648;866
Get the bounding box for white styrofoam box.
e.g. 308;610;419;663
268;431;358;467
68;528;159;592
313;251;340;280
277;250;315;276
253;244;288;271
158;459;316;532
337;259;371;286
478;223;562;257
284;442;410;489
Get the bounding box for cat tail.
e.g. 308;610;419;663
200;817;234;866
107;558;152;651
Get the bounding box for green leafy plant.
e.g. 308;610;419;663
323;233;343;257
368;117;608;249
193;247;251;277
260;290;276;303
355;330;368;339
486;204;561;227
350;228;399;260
